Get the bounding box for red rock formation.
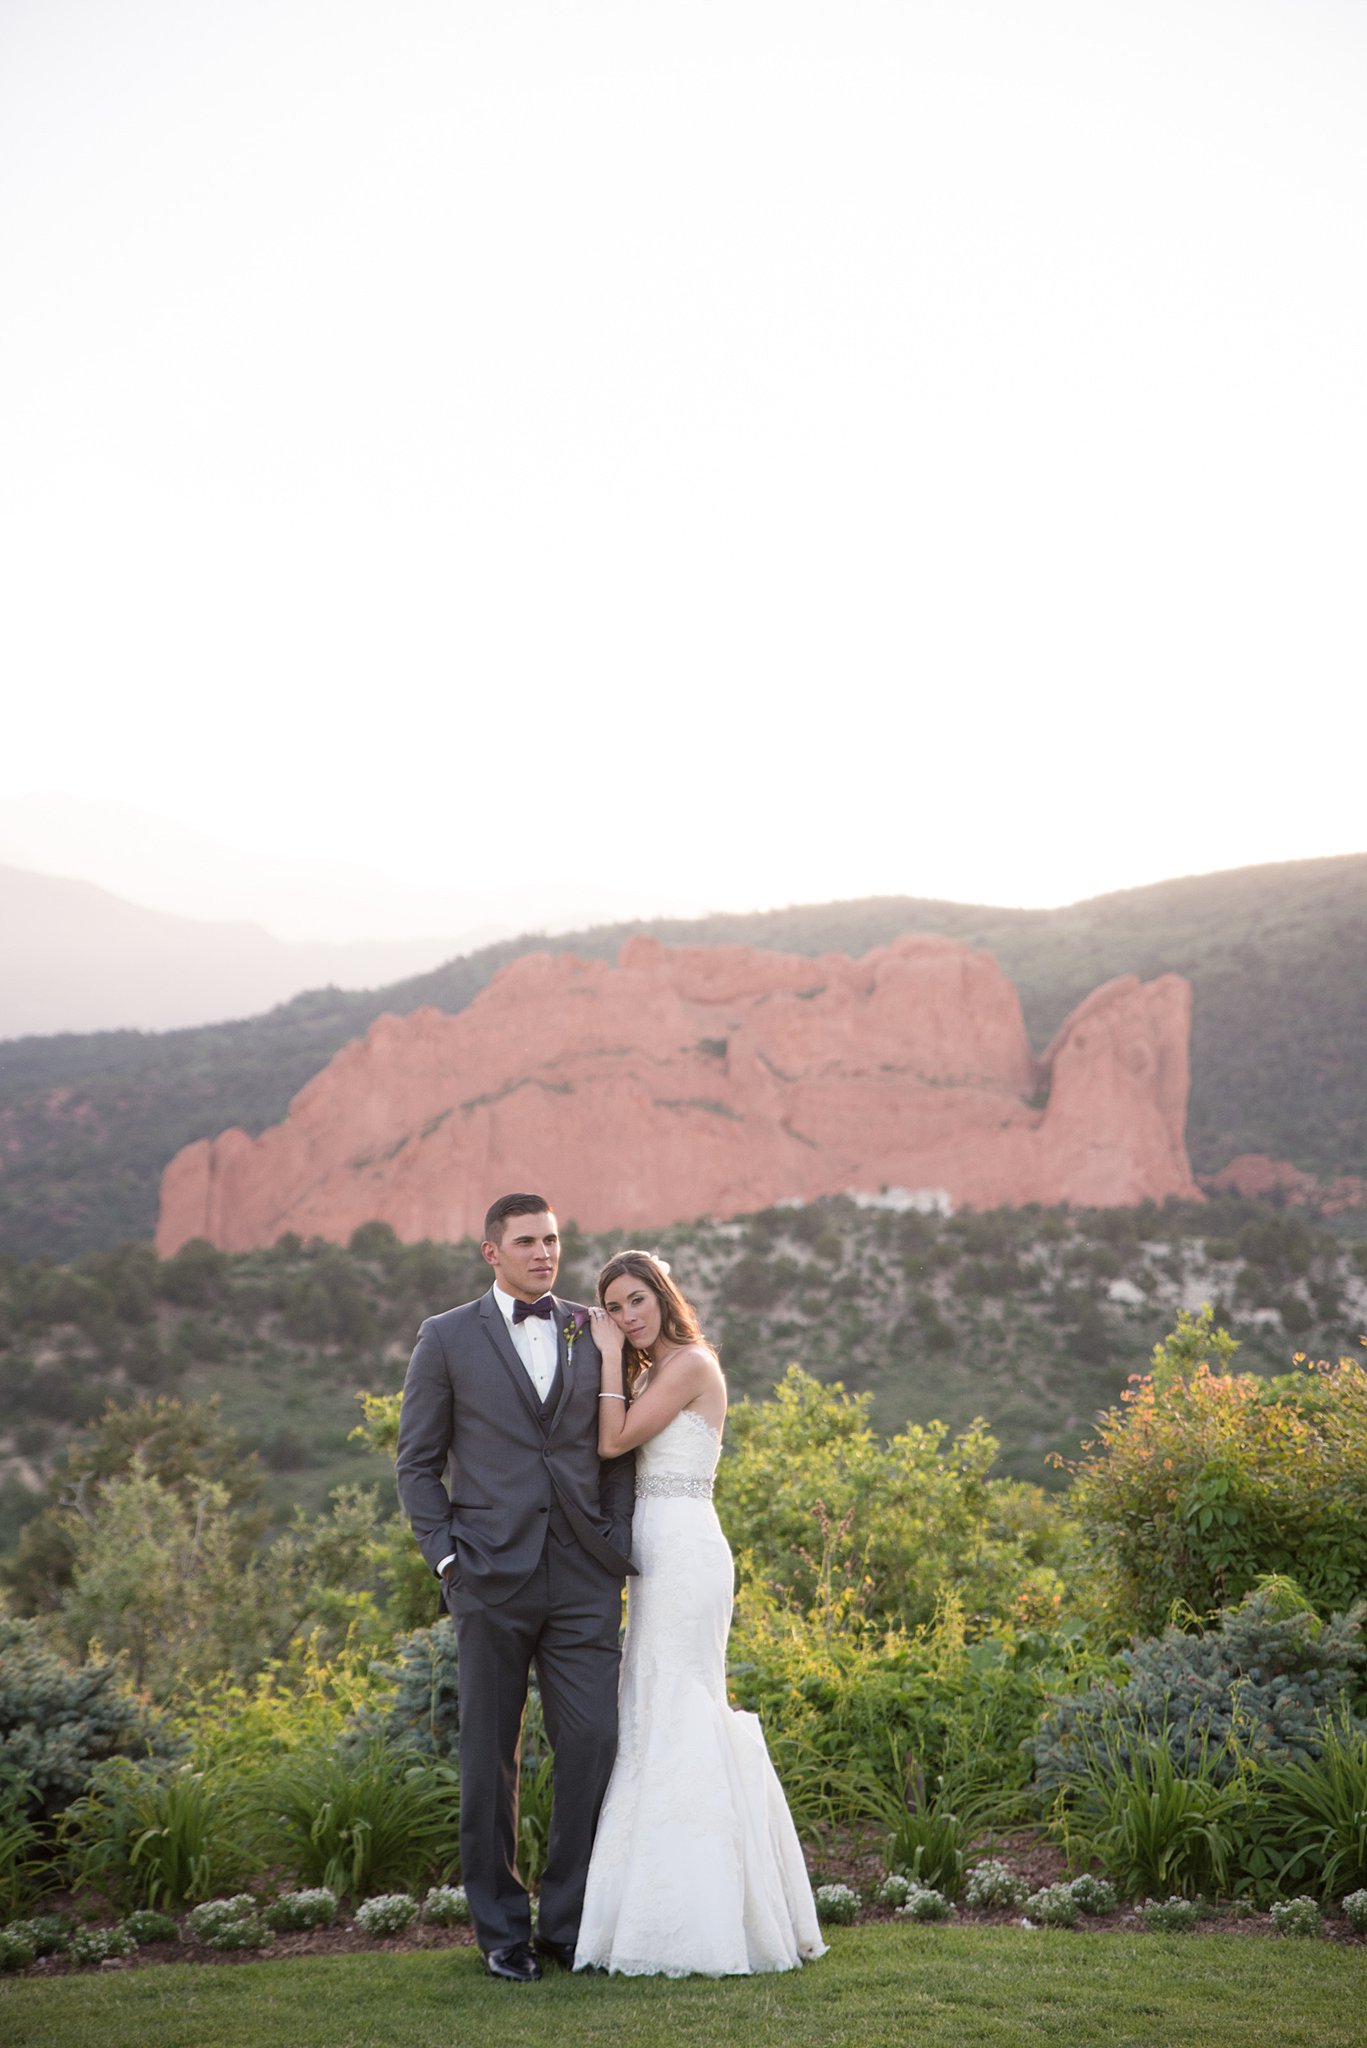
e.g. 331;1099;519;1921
155;935;1200;1254
1203;1154;1367;1215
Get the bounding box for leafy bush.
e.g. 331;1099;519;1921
718;1367;1075;1632
1066;1874;1117;1915
121;1909;178;1945
61;1760;263;1909
1068;1310;1367;1631
354;1893;418;1938
0;1617;172;1825
1035;1586;1366;1793
964;1860;1029;1911
0;1927;37;1972
872;1872;911;1908
813;1883;860;1925
1269;1896;1324;1938
422;1884;470;1926
68;1924;137;1965
6;1914;70;1958
263;1888;338;1932
897;1884;955;1922
1141;1896;1199;1932
186;1896;268;1950
1024;1884;1079;1927
262;1741;459;1899
186;1895;258;1938
1342;1887;1367;1934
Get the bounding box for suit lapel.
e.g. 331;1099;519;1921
478;1289;543;1430
546;1295;577;1436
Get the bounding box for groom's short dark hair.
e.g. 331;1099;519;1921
483;1192;554;1243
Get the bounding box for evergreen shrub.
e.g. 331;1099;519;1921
0;1618;172;1824
1034;1586;1366;1793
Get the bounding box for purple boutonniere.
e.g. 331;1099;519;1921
563;1306;592;1361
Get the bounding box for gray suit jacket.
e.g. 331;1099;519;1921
395;1288;636;1606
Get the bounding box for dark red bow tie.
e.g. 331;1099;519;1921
512;1294;555;1324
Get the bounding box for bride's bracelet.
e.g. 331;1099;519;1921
598;1391;626;1401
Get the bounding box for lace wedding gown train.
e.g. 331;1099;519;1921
574;1409;826;1977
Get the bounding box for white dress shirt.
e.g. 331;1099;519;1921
437;1286;559;1577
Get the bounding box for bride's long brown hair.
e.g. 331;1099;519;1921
596;1249;714;1391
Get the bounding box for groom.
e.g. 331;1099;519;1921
395;1192;635;1982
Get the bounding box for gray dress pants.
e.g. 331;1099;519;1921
447;1520;623;1952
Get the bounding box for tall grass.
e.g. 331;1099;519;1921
0;1765;46;1919
61;1761;264;1909
1263;1715;1367;1902
1048;1729;1246;1899
262;1741;460;1899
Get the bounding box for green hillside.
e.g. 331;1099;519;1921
3;1192;1364;1561
1;854;1364;1260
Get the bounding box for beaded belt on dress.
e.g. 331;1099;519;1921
635;1473;714;1499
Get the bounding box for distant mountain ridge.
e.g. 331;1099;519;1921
0;864;471;1036
1;854;1364;1259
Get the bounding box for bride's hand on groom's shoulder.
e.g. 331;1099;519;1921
589;1306;623;1359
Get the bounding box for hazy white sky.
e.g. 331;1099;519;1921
3;0;1364;930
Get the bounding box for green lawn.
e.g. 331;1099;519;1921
3;1925;1364;2048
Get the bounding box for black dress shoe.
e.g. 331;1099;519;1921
532;1934;578;1970
484;1941;542;1982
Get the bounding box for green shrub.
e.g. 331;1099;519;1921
61;1760;263;1909
68;1924;137;1965
1342;1887;1367;1933
263;1887;338;1932
897;1884;955;1922
1066;1873;1118;1915
813;1884;860;1925
0;1618;173;1826
872;1872;911;1907
879;1798;966;1897
1024;1883;1079;1927
0;1927;37;1972
354;1893;418;1938
964;1860;1029;1911
1141;1895;1199;1932
5;1914;70;1958
262;1741;459;1900
1269;1896;1324;1938
345;1623;460;1757
121;1909;178;1945
1035;1586;1365;1794
186;1896;268;1950
1068;1311;1367;1631
422;1884;470;1926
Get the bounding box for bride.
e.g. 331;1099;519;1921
575;1250;826;1977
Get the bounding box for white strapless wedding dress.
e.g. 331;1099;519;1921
574;1408;826;1977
